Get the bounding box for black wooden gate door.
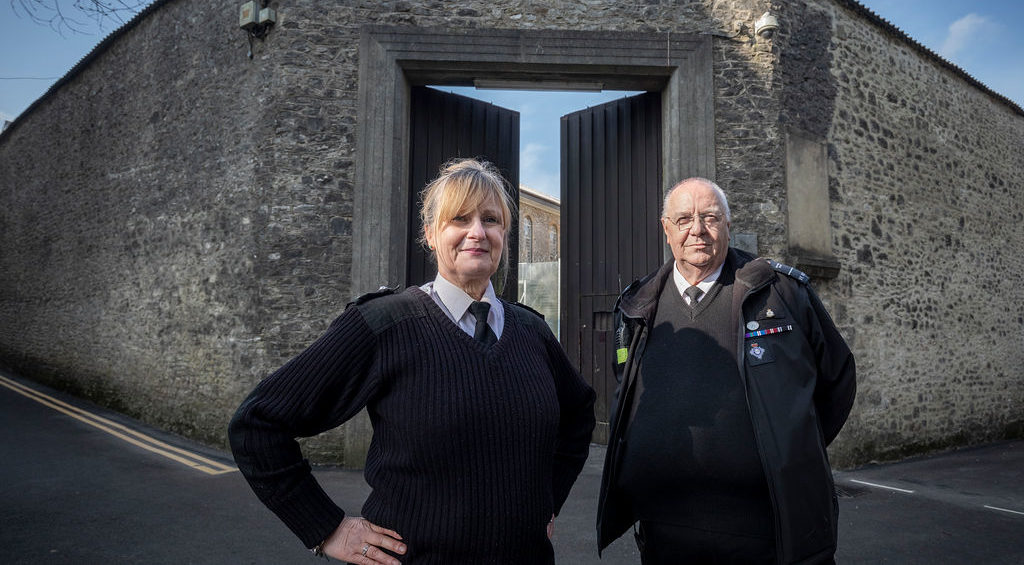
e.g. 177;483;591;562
407;86;520;300
561;92;663;443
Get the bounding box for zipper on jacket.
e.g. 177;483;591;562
735;278;787;564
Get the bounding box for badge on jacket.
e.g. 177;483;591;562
747;341;776;365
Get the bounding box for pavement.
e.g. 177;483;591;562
1;369;1021;564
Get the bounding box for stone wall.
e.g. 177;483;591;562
0;0;278;447
0;0;1020;467
807;0;1024;463
0;0;772;465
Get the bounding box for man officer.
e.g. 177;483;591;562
597;178;856;564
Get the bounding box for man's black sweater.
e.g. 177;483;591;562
617;269;773;539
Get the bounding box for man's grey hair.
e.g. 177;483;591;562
661;177;731;222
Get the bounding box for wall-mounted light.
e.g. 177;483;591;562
259;7;277;28
240;1;276;57
754;12;779;39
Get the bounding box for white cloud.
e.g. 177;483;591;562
516;103;538;132
519;142;560;198
939;13;995;60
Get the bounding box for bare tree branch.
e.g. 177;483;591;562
11;0;150;35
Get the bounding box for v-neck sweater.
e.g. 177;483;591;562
229;287;595;564
618;264;771;537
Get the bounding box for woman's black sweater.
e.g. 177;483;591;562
229;287;596;564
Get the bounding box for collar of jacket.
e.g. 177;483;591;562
618;248;776;322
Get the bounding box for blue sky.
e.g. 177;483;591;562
0;1;156;123
3;1;1022;197
857;0;1024;107
432;88;644;198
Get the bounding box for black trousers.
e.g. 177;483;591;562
634;521;777;565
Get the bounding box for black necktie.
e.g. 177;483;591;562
684;285;704;307
468;301;498;346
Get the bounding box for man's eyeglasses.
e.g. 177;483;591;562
665;213;723;231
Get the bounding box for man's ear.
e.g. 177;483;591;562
660;217;674;243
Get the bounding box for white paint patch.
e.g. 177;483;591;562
849;479;916;494
984;505;1024;517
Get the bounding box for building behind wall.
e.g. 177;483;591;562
0;0;1021;468
519;185;560;263
518;185;561;337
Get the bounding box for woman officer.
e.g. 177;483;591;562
229;158;595;564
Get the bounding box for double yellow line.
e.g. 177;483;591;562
0;373;236;475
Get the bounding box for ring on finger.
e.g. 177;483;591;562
361;543;370;556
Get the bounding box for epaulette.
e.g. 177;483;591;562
508;301;545;320
348;286;424;333
350;285;399;307
766;259;810;284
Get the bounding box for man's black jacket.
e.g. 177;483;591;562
597;249;856;564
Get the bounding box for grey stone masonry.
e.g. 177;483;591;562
0;0;1020;468
815;0;1024;463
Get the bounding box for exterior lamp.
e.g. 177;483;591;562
754;12;779;39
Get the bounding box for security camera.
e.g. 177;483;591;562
755;12;779;38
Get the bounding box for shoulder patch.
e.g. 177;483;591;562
766;259;810;284
349;287;423;333
351;285;399;306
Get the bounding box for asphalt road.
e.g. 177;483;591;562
1;370;1021;564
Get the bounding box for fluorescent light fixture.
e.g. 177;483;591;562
473;79;604;92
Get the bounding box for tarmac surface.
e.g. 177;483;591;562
1;369;1021;564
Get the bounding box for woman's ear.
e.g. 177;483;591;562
423;223;434;250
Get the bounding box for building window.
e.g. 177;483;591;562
549;225;558;259
523;216;533;262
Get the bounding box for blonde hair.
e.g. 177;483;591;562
420;158;516;266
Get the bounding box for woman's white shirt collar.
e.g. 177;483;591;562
421;274;504;339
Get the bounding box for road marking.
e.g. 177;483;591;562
0;374;236;476
984;505;1024;517
849;479;915;494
